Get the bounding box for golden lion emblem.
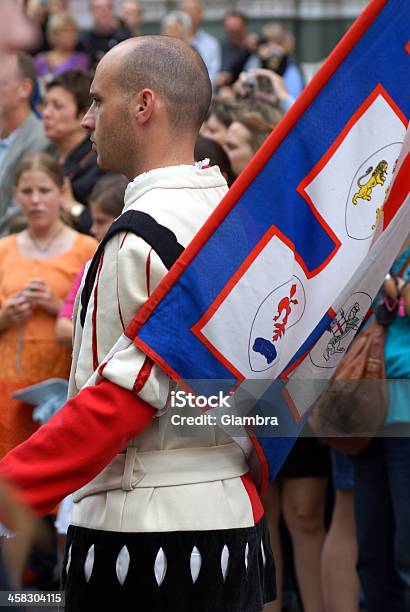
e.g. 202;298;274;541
352;160;388;205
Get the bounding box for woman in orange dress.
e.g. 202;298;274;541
0;153;97;458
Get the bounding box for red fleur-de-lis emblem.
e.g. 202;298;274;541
272;284;298;342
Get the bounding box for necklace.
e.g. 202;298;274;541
28;225;64;253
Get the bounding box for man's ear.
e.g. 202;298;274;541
20;78;34;101
134;88;155;125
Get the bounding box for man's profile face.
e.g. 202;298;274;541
81;58;133;175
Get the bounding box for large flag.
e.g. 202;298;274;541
96;0;410;487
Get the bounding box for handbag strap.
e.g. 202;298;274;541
366;321;385;378
398;252;410;277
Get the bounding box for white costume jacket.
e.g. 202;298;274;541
0;164;264;533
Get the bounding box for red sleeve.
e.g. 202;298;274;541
0;380;155;519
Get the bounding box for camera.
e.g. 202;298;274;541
243;74;258;93
243;73;274;96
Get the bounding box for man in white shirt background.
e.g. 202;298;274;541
180;0;221;91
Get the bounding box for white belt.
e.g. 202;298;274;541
72;443;249;502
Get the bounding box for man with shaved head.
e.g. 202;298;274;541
0;37;276;611
84;36;212;178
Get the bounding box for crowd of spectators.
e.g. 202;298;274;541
0;0;305;235
0;1;409;611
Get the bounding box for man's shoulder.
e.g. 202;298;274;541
125;168;227;212
122;175;227;250
113;26;131;42
12;113;48;153
20;111;43;131
78;29;94;44
197;29;220;48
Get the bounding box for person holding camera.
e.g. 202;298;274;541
233;68;295;115
256;23;305;100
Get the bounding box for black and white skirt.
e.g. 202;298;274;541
61;518;275;611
